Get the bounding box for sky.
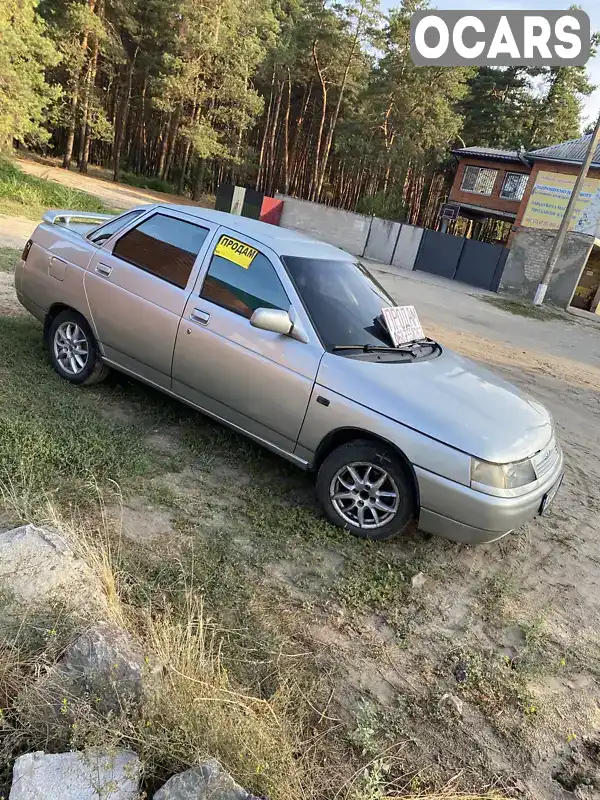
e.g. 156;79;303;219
391;0;600;130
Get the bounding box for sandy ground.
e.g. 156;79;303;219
2;168;600;796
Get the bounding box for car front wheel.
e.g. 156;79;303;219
316;440;416;540
47;310;110;385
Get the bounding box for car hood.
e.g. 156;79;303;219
317;347;553;462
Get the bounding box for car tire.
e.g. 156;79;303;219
47;309;110;386
316;439;416;540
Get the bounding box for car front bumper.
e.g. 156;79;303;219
415;449;564;544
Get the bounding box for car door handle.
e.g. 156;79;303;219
190;308;210;325
95;263;113;277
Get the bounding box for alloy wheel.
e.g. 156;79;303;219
329;461;400;529
53;321;89;376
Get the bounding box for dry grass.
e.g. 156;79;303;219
0;484;338;799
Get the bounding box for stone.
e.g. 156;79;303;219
9;748;141;799
439;692;463;716
410;572;427;590
18;622;156;728
0;525;104;610
154;759;258;800
453;660;469;683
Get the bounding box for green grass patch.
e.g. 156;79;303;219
120;171;176;195
0;247;20;273
0;158;118;220
478;296;571;322
0;316;154;513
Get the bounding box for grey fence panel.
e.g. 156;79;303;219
454;239;509;291
275;194;371;256
363;219;402;263
414;229;465;278
391;225;423;270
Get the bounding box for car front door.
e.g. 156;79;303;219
84;209;218;389
171;228;324;457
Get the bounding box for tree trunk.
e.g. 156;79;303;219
257;68;275;190
178;140;191;194
131;76;147;173
63;0;96;170
310;41;327;202
289;81;311;188
157;114;172;178
314;12;363;201
112;47;138;182
266;78;283;195
79;9;101;175
282;68;292;194
162;104;182;181
193;157;205;201
77;63;91;168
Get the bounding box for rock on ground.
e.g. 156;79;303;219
0;525;104;610
17;622;157;730
410;572;427;590
154;759;258;800
9;748;141;799
438;692;463;717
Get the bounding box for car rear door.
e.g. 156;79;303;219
171;228;324;456
84;208;218;389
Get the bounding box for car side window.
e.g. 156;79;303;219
113;212;210;289
87;209;144;244
200;235;290;319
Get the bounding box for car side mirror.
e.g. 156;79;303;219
249;308;309;343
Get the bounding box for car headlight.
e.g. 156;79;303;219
471;457;536;490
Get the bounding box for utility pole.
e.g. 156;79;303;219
533;112;600;306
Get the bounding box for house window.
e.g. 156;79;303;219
500;172;528;201
460;166;498;196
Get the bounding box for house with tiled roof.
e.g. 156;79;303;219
449;135;600;311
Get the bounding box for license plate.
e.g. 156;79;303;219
540;474;563;515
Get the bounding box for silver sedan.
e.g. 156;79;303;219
15;204;563;544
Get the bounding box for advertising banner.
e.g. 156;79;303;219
521;170;600;235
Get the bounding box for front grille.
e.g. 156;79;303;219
532;438;560;480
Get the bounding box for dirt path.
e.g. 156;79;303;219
15;154;201;211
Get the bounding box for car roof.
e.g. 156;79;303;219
152;204;353;261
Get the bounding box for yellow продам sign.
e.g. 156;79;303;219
522;170;600;234
214;235;258;269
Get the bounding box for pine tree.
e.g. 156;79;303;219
0;0;60;148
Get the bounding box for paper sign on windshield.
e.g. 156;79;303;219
382;305;424;346
214;235;258;269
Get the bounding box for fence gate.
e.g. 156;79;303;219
414;229;509;291
414;229;465;279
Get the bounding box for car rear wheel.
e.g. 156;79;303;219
47;310;110;385
316;440;416;540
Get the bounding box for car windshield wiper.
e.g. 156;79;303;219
332;338;439;354
332;344;416;353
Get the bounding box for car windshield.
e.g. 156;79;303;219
282;256;397;350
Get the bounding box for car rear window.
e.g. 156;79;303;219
87;209;144;244
113;212;210;288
